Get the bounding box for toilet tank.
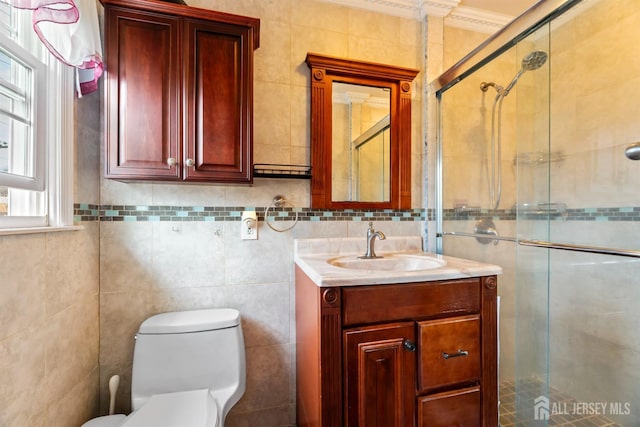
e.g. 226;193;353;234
131;309;246;411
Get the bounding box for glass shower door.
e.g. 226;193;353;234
437;17;555;424
437;1;640;424
524;1;640;424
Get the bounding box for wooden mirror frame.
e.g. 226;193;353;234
306;53;419;209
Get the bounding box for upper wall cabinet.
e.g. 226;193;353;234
101;0;260;183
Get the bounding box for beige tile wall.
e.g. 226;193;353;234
0;2;499;426
0;91;101;427
98;1;424;426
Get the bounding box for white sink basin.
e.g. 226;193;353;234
327;253;446;271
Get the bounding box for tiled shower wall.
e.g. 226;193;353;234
97;0;425;425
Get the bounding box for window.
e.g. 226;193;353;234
0;3;74;231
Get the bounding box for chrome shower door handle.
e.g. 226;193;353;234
624;142;640;160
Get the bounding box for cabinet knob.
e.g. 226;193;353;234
185;158;195;167
167;157;177;167
403;339;416;352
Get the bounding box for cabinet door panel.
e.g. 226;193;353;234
105;8;181;179
184;19;253;182
344;322;416;427
418;315;480;392
417;386;480;427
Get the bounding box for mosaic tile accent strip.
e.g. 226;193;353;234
73;204;427;222
74;205;640;223
443;207;640;222
74;204;100;222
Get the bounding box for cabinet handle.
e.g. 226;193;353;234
167;157;177;167
442;349;469;359
185;158;195;167
403;339;416;352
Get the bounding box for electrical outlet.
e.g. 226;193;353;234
241;211;258;240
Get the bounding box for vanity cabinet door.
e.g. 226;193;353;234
104;7;182;180
344;322;416;427
183;18;254;183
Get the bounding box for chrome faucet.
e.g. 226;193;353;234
359;222;386;259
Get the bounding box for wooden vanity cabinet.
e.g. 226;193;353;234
295;267;498;427
102;0;259;183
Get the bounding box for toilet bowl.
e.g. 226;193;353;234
124;389;218;427
81;308;245;427
82;389;218;427
81;415;126;427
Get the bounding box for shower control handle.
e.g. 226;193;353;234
442;349;469;359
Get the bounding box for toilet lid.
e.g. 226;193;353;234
138;309;240;334
122;389;218;427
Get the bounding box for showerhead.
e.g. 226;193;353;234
521;50;548;71
480;51;548;96
503;50;548;95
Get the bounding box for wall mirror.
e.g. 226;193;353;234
306;53;418;209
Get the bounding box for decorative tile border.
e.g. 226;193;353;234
444;208;517;221
74;205;640;223
74;204;427;223
74;204;100;222
443;207;640;222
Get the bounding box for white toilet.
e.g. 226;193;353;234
82;308;246;427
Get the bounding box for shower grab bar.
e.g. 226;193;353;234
518;240;640;259
440;232;640;259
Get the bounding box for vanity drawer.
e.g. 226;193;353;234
418;315;480;392
417;386;481;427
341;278;480;326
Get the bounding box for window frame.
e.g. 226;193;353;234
0;5;75;233
0;31;46;191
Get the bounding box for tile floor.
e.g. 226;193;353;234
499;379;622;427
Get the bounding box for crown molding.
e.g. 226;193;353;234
420;0;460;18
445;5;513;33
314;0;515;33
317;0;423;19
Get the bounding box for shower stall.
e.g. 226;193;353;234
434;0;640;425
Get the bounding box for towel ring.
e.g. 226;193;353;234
264;195;299;232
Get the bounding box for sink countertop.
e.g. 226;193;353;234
294;236;503;287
